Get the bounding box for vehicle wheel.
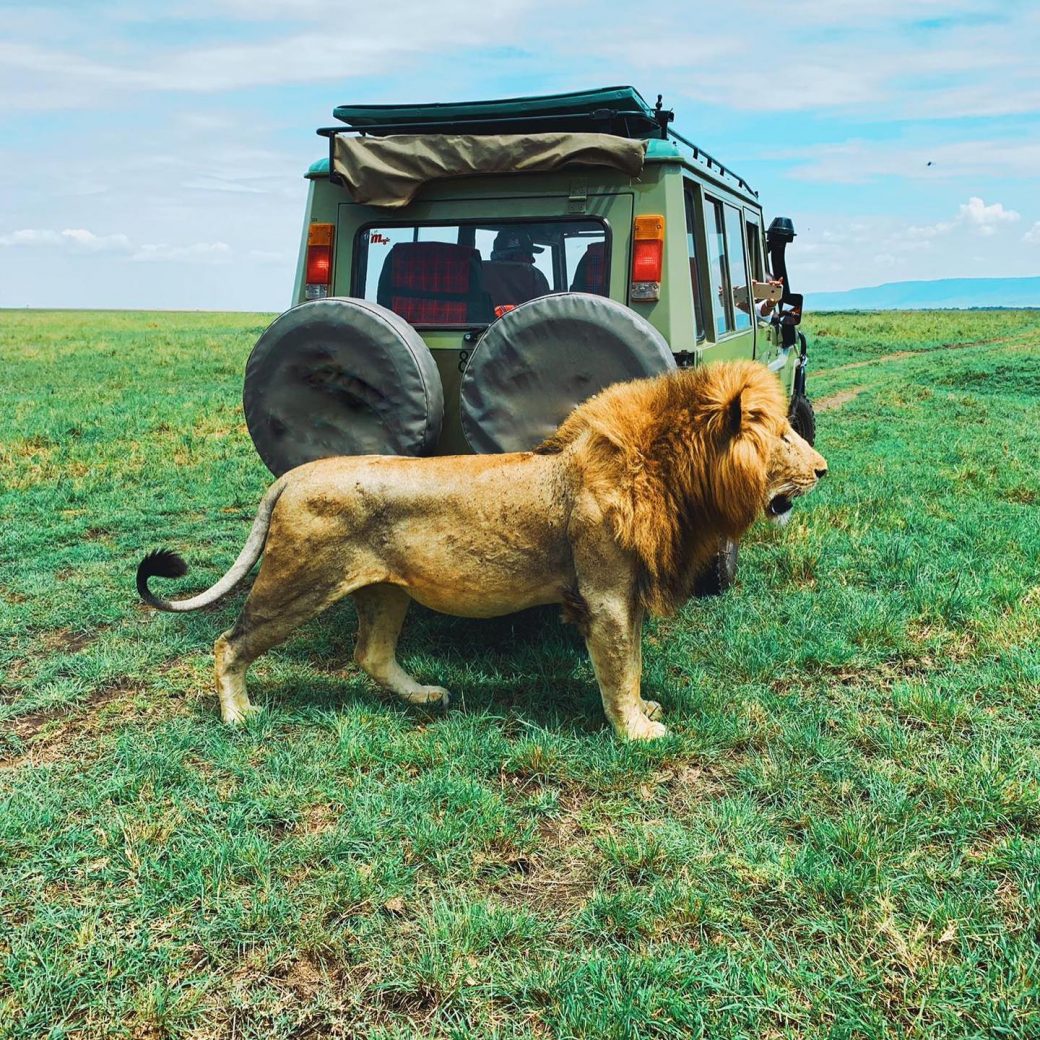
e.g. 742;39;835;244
243;298;444;476
459;292;676;453
788;394;816;446
692;539;739;598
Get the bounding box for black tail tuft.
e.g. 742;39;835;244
137;548;189;605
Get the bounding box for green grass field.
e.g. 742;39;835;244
2;308;1039;1039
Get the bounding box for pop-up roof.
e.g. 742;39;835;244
332;86;667;139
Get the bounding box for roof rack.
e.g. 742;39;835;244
667;128;758;197
317;86;757;198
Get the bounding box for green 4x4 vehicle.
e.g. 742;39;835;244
243;86;815;594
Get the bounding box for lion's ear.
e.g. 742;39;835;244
703;383;746;443
727;391;743;438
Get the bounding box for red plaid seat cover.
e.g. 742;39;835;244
570;241;606;295
380;242;485;324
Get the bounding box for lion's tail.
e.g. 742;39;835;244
136;477;288;612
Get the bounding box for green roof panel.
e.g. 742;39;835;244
306;156;330;178
332;86;663;138
644;138;682;161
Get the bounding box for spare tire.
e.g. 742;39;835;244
243;298;444;476
460;293;675;454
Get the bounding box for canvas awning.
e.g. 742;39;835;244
330;133;647;209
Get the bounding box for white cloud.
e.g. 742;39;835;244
553;2;1040;119
790;195;1039;292
785;138;1040;184
1;0;1037;307
0;227;130;251
181;177;269;195
130;241;232;263
900;198;1021;243
0;3;541;106
2;0;1037;120
906;220;955;241
958;196;1020;235
0;228;62;246
0;226;232;264
60;228;132;251
754;0;989;26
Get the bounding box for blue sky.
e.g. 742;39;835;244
1;0;1038;310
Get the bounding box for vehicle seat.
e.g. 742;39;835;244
481;260;551;307
377;242;493;324
569;241;607;295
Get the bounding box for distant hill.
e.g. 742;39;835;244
808;277;1040;311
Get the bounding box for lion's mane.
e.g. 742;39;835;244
536;361;787;616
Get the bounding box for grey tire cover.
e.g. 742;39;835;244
460;292;675;453
243;297;444;476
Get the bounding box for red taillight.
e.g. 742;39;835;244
631;239;663;281
631;215;665;302
306;244;332;284
305;223;334;299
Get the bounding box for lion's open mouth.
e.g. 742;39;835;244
768;493;794;517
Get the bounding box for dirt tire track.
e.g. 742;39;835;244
813;333;1024;378
816;387;868;413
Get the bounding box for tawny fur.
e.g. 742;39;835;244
137;361;828;740
537;360;789;615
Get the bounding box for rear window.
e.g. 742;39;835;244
354;219;608;326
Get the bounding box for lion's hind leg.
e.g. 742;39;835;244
215;630;254;724
213;552;364;723
214;583;344;724
352;584;450;709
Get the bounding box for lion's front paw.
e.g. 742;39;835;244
641;699;663;721
619;714;668;741
221;702;263;725
402;685;451;709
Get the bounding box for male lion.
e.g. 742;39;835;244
137;360;827;739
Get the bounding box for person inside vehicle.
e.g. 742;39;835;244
753;277;784;321
732;277;785;321
481;229;552;307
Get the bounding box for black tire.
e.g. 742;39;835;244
243;298;444;476
692;539;739;598
788;394;816;446
459;292;676;453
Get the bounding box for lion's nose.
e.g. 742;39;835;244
815;467;828;479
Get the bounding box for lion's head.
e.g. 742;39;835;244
537;360;828;615
763;420;828;527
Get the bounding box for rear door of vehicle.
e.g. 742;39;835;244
338;190;635;451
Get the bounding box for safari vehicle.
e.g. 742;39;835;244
243;86;815;593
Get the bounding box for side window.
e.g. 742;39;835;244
683;189;706;342
703;197;731;338
356;220;607;326
724;205;751;332
746;219;764;283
